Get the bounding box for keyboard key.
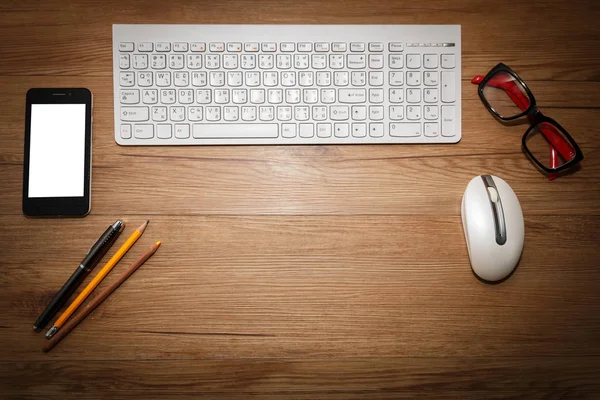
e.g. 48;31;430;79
299;71;314;86
232;89;248;104
157;124;172;139
259;54;274;69
369;54;384;69
298;43;312;52
205;55;220;69
424;105;439;120
389;106;404;120
389;71;403;86
389;55;403;69
352;123;367;137
369;88;384;103
242;106;257;121
312;106;327;120
242;54;257;69
120;89;140;104
223;54;238;69
317;123;332;138
260;106;275;121
351;71;366;86
227;42;242;52
304;89;319;104
332;42;346;52
174;71;189;87
170;106;185;121
278;106;293;121
262;42;277;52
179;89;193;104
119;42;134;52
209;42;225;52
209;71;225;86
441;71;456;102
251;89;265;104
281;71;296;86
155;42;171;52
151;54;166;69
186;54;202;69
350;42;365;52
228;71;243;86
175;124;190;139
406;71;421;86
294;54;309;69
169;54;184;69
282;123;297;138
315;43;329;52
334;123;349;137
246;71;261;86
294;106;309;121
424;71;439;86
119;54;130;69
244;42;259;52
370;123;384;137
280;43;295;52
441;54;455;69
205;106;221;121
151;106;167;121
338;89;366;103
192;124;279;139
133;124;153;138
142;89;157;104
424;88;439;103
424;122;439;137
369;106;384;120
368;42;384;52
321;89;335;103
330;106;349;120
406;105;421;120
369;71;384;86
389;42;404;52
424;54;437;69
214;89;229;104
312;55;327;69
120;124;131;139
406;54;420;68
406;88;421;103
347;54;366;69
316;71;331;86
441;106;456;136
277;54;292;69
196;89;211;104
334;71;349;86
191;42;206;52
390;88;403;103
268;89;283;104
286;89;300;104
352;106;367;120
121;106;149;121
299;123;314;138
330;54;344;69
188;107;203;121
137;72;152;87
224;106;239;121
138;42;153;52
389;122;420;137
173;42;188;52
120;72;135;86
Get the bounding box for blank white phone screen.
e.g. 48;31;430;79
29;104;86;198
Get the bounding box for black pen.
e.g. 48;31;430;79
33;220;125;331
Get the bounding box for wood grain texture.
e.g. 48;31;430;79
1;0;600;398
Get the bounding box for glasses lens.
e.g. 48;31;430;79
524;122;576;170
481;71;531;118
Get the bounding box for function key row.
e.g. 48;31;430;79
119;42;406;53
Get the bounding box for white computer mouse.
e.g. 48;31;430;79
461;175;524;282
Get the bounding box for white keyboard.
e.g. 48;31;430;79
112;24;461;145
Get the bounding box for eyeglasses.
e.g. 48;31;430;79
471;63;583;180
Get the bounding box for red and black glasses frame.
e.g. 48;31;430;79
471;63;583;180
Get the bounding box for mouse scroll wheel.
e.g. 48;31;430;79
487;187;499;203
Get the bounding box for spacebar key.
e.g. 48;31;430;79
193;124;279;139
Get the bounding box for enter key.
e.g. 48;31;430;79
441;105;455;137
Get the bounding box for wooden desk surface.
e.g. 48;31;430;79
1;0;599;398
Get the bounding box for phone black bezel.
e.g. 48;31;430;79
22;88;93;217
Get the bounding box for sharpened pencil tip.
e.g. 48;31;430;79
137;220;149;233
156;241;161;247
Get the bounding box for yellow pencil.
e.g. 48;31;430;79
45;220;149;339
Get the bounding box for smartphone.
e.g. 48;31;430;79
22;88;93;216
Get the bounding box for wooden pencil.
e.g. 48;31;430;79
43;241;161;352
